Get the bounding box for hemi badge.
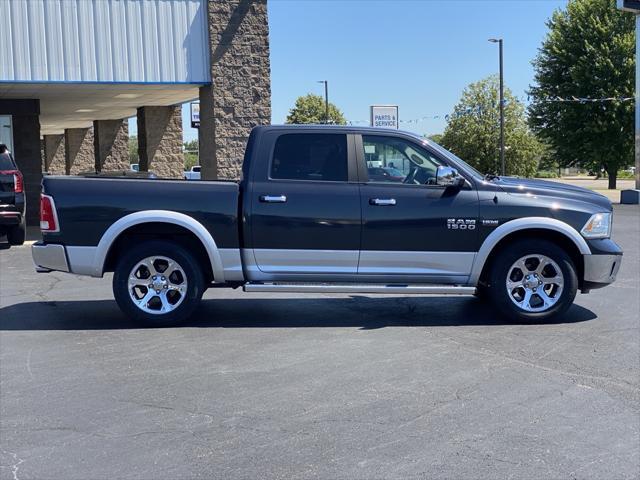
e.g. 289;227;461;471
482;219;499;226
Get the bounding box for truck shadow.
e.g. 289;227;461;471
0;296;597;331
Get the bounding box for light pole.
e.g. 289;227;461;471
317;80;329;124
489;38;505;176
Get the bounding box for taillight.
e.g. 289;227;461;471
40;194;60;233
13;171;23;193
0;170;23;193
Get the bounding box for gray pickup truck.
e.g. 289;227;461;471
33;125;622;325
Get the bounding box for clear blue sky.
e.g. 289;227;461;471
172;0;569;143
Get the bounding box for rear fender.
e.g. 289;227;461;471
90;210;225;282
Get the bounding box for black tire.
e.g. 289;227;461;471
7;219;26;246
473;284;489;302
487;239;578;323
113;240;205;326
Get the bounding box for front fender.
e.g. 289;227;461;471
468;217;590;286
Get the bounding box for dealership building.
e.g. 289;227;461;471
0;0;271;223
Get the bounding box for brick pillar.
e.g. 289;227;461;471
137;106;183;178
43;134;65;174
12;114;42;225
199;0;271;181
65;128;94;175
94;119;129;172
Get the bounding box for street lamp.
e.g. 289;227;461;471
489;38;505;176
317;80;329;124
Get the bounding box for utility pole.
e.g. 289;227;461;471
489;38;505;176
317;80;329;124
635;13;640;190
617;1;640;201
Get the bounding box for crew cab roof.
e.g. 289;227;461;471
252;124;422;138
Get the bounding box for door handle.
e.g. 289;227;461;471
260;195;287;203
370;198;396;206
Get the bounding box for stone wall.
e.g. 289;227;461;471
94;119;130;172
200;0;271;180
65;128;94;175
137;106;184;178
43;134;66;174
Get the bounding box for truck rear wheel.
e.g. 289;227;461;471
487;239;578;322
113;240;205;326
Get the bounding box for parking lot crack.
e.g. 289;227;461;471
436;336;638;394
1;450;25;480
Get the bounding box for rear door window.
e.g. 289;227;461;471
271;134;348;182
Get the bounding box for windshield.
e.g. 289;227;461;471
411;135;484;180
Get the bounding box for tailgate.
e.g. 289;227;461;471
0;172;15;205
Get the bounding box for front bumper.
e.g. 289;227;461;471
582;239;623;290
32;242;69;273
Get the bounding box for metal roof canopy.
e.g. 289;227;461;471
0;83;203;135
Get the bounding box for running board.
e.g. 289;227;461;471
243;283;476;295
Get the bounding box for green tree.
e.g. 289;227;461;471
427;133;444;144
285;93;347;125
440;76;542;177
528;0;634;189
183;139;199;171
128;135;138;164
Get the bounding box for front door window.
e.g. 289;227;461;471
363;135;442;185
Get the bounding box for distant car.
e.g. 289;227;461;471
184;165;201;180
0;145;26;245
130;163;140;172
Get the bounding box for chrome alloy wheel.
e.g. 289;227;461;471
506;254;564;312
128;256;188;315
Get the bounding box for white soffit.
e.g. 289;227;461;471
0;83;200;135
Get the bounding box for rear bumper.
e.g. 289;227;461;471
0;209;21;226
582;240;622;290
32;242;69;273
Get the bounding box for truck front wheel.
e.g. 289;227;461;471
487;239;578;323
113;240;205;326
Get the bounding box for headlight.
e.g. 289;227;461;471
580;212;612;239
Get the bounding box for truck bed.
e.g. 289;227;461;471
41;176;241;249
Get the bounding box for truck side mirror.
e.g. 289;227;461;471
436;165;465;188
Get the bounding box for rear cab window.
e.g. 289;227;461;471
271;133;348;182
0;153;16;171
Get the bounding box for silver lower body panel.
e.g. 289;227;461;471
32;243;69;273
583;254;622;284
243;283;476;295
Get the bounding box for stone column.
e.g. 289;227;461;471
12;113;42;225
199;0;271;181
43;134;65;174
93;119;129;172
65;128;95;175
137;106;184;178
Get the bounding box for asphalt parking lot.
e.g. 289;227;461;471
1;205;638;480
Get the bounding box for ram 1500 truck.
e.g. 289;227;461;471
32;125;622;325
